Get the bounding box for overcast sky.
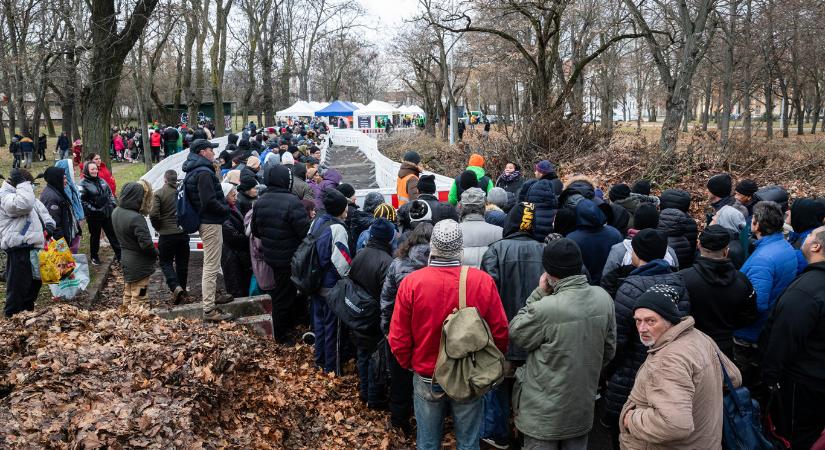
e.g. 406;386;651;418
358;0;419;37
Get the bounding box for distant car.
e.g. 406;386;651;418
730;113;742;120
486;115;499;123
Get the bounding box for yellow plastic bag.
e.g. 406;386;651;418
39;238;76;284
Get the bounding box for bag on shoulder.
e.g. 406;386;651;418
433;266;504;402
177;166;211;234
720;355;775;450
290;220;332;294
326;277;379;333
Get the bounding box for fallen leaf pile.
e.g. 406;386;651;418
0;305;411;449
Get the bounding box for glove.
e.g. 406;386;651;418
9;168;33;187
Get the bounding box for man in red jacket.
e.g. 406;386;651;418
389;219;508;450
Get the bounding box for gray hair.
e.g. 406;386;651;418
753;201;785;236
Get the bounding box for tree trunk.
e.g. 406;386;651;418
764;80;773;139
702;75;712;131
0;102;6;146
780;81;790;138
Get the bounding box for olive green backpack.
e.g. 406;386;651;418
433;266;505;401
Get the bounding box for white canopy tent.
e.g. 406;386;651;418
353;100;402;129
307;101;329;113
276;100;315;117
404;105;426;115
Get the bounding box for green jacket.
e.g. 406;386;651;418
112;183;158;282
448;165;494;205
509;275;617;441
149;181;186;236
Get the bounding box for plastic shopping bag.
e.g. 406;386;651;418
39;238;76;284
49;254;90;299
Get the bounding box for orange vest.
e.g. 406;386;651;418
397;173;417;206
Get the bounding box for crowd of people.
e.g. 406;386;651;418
2;123;825;449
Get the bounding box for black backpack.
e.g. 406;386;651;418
326;277;379;333
290;220;332;294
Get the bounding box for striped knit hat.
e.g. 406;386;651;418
373;203;397;222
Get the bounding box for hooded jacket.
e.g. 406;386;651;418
612;196;639;231
182;152;228;225
734;232;798;343
619;317;741;450
558;176;597;210
288;163;314;201
519;178;558;242
510;276;616;441
349;238;395;348
679;256;758;357
567;200;623;285
396;162;420;205
313;168;342;211
448;165;493;205
603;259;690;421
80;166;116;220
459;213;503;268
40;167;78;244
251;165;310;270
379;244;430;335
221;205;252;297
788;199;825;272
760;261;825;392
481;232;548;361
0;181;55;250
657;209;696;269
111;183;157;282
149;178;185;236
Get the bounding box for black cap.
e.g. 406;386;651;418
403;151;421;165
336;183;355;199
609;184;631;201
190;139;219;154
700;224;732;251
323;188;348;216
707;173;733;198
633;204;660;230
631;229;668;262
418;174;436;194
542;238;582;279
632;180;651;195
735;179;758;197
459;170;478;191
635;284;682;324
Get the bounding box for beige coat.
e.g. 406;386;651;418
619;316;741;450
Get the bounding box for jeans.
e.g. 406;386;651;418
523;434;588;450
87;217;121;261
481;381;511;443
158;233;190;291
199;223;223;313
58;148;69;160
775;378;825;450
23;151;32;168
268;271;297;342
413;374;483;450
3;247;41;317
311;294;339;373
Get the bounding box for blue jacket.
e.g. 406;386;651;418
311;214;351;290
734;232;798;343
567;200;622;286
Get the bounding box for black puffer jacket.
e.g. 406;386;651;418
40;182;78;244
345;203;374;256
558;178;597;210
80;176;116;220
658;208;696;269
181;152;228;225
349;239;395;349
480;232;544;361
520;178;558;241
251;165;310;270
603;259;690;421
222;206;252;297
379;243;430;335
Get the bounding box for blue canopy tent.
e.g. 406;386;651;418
314;100;358;116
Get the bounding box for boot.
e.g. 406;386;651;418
203;308;233;322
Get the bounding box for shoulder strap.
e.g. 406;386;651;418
459;266;469;309
717;353;742;414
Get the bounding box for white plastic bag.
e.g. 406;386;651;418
49;254;90;299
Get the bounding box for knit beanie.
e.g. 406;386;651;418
281;152;295;165
486;187;508;209
460;187;486;208
373;203;397;222
408;200;432;224
631;229;668;262
238;176;257;193
535;160;555;176
417;174;436;194
336;183;355;199
542;238;582;279
403;151;421;165
707;173;733;198
735;179;759;197
633;204;660;230
430;219;463;259
247;156;261;171
459;170;478;191
609;183;631;201
553;208;577;236
220;182;236;198
631;179;651;196
363;192;385;214
635;285;682;325
323;188;348;216
468;153;485;168
700;224;732;251
370;219;395;244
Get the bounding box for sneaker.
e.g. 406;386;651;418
301;331;316;345
481;437;510;449
203;308;234;322
91;257;101;266
215;292;234;304
172;286;185;305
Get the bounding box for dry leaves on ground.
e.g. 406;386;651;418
0;305;412;449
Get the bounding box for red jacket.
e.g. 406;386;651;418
388;265;509;378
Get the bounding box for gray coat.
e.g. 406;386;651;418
602;239;680;278
0;181;55;250
112;183;157;282
459;214;502;268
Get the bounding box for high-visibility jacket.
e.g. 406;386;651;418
397;173;417;207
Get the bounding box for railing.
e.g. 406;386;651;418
355;127;417;140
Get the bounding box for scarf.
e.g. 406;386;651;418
498;171;521;183
55;159;85;222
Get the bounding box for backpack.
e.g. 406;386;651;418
720;355;775;450
326;277;379;333
432;266;505;401
176;166;211;234
290;219;332;294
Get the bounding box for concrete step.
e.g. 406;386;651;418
235;314;274;338
152;294;272;321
